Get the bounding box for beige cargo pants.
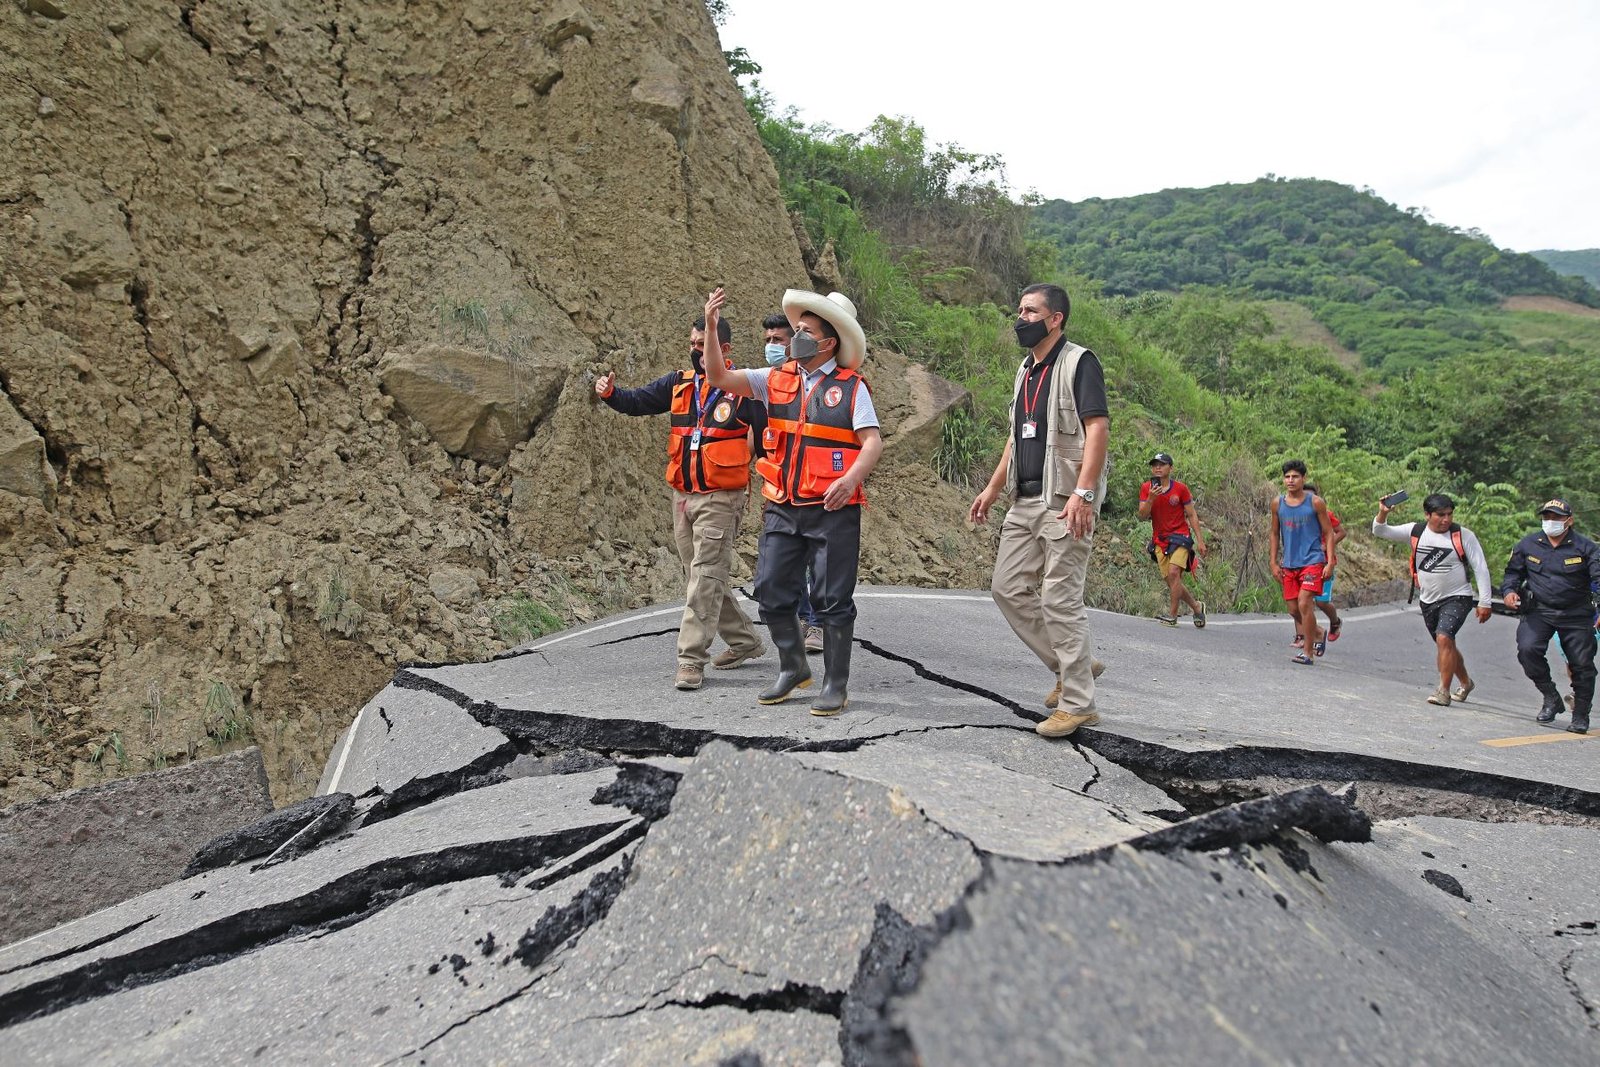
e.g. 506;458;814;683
991;495;1097;714
672;488;762;668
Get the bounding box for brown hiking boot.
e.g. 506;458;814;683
804;625;824;653
711;642;765;670
674;664;704;690
1045;682;1061;710
1036;709;1100;738
1091;659;1105;678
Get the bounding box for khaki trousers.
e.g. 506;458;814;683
672;488;761;667
991;495;1097;713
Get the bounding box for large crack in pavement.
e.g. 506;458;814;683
0;821;631;1030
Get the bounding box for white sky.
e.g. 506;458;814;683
720;0;1600;252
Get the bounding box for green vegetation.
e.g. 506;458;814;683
1530;248;1600;287
734;65;1595;607
491;595;565;646
204;680;253;746
1032;178;1600;374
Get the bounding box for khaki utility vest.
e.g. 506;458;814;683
1004;342;1107;509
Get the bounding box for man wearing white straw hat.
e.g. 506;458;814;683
969;283;1110;738
702;286;882;716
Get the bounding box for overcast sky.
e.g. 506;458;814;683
720;0;1600;253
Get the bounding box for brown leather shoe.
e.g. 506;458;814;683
711;642;765;670
674;664;704;690
1036;709;1100;738
1091;659;1105;679
804;625;824;653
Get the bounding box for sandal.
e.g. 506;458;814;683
1292;653;1315;666
1313;636;1327;657
1328;619;1342;642
1292;634;1304;648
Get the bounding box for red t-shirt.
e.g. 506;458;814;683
1141;478;1193;549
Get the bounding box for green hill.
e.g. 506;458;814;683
1031;179;1600;375
1530;248;1600;288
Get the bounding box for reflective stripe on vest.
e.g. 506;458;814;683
756;362;865;506
666;371;752;493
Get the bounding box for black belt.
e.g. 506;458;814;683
1016;479;1043;498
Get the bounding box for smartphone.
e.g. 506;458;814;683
1380;489;1409;508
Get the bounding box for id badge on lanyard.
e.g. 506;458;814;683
690;429;702;450
1020;420;1037;439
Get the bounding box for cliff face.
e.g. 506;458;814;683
1;0;994;805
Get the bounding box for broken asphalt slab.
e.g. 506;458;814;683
0;771;632;1026
894;833;1597;1064
0;832;642;1066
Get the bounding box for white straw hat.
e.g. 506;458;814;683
781;289;867;370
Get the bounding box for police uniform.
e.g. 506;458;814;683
601;364;766;675
1499;500;1600;732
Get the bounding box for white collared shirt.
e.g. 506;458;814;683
743;359;879;430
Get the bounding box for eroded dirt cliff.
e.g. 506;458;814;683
0;0;996;805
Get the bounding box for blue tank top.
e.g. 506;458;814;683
1278;494;1326;568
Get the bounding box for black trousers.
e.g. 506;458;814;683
755;502;861;627
1515;610;1597;709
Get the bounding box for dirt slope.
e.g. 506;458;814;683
0;0;996;806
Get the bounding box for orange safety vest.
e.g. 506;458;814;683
666;370;752;493
755;361;866;506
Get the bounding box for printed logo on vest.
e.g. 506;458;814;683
823;385;844;408
713;399;733;423
831;451;844;472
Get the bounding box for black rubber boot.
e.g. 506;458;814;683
1536;688;1563;724
809;622;854;717
1569;704;1591;734
758;616;812;705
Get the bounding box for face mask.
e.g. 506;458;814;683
1543;519;1568;537
690;346;705;374
1014;316;1050;349
764;342;788;366
790;331;821;364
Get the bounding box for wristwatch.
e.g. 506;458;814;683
1072;487;1096;503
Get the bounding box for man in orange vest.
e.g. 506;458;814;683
595;313;767;691
701;287;883;716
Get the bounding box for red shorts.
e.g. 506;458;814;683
1281;564;1325;600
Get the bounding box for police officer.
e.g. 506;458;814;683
701;286;883;716
1499;498;1600;733
595;313;767;691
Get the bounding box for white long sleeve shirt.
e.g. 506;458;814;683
1372;520;1493;606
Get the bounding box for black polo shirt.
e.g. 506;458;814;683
1012;336;1109;487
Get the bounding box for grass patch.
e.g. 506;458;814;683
492;595;565;646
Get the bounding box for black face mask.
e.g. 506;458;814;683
1014;316;1050;349
690;346;706;374
790;331;821;364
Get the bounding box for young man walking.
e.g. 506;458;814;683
969;283;1110;738
1299;484;1347;646
1269;460;1335;664
1372;493;1493;706
1140;452;1207;627
595;314;767;690
702;287;882;716
1499;498;1600;733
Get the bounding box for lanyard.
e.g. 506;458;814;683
691;374;724;430
1022;358;1051;422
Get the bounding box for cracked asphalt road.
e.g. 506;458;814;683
3;589;1597;1064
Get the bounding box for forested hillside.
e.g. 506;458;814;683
1032;179;1600;375
738;78;1598;602
1531;248;1600;287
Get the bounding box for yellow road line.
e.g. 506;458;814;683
1481;732;1596;747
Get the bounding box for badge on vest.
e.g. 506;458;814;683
1567;556;1584;565
690;429;702;450
831;450;844;472
713;400;733;423
823;385;844;408
1020;420;1037;439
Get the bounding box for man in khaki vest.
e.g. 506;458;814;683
969;283;1110;737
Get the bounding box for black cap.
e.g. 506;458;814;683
1538;498;1573;517
1150;453;1173;466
